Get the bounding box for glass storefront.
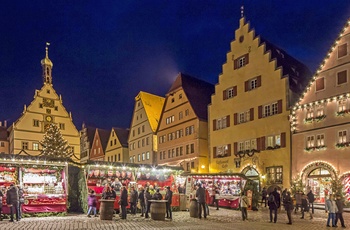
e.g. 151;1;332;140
307;168;332;203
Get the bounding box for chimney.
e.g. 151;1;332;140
4;120;7;127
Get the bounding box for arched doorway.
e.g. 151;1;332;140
241;166;260;191
301;162;337;203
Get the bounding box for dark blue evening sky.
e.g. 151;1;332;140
0;1;349;129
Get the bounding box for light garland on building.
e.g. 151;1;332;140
290;18;350;131
300;160;338;179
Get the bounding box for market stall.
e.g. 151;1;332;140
184;173;251;209
0;158;68;215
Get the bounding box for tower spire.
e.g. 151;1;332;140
41;42;53;85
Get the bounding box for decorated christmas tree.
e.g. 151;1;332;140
40;123;72;159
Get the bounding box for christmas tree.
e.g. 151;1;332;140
40;123;72;159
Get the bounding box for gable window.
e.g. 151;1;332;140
142;152;145;161
33;119;40;127
166;115;175;124
223;86;237;100
338;130;347;144
33;143;39;151
234;53;249;69
146;151;149;160
245;76;261;91
227;87;234;98
179;112;183;120
337;70;347;85
22;142;28;150
185;109;189;116
59;123;65;130
160;152;163;160
338;43;347;58
316;77;325;91
146;137;149;145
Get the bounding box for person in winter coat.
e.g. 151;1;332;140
102;184;115;200
283;191;293;225
307;189;315;214
165;186;173;219
129;187;138;215
120;186;128;219
268;188;280;223
144;187;152;218
196;184;207;219
294;191;302;213
87;190;97;217
300;192;312;220
17;186;24;221
152;189;163;200
335;195;346;228
240;191;249;221
0;188;3;221
261;187;267;207
325;194;338;227
138;187;145;217
6;184;19;222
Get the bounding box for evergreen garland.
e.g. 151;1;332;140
40;123;72;159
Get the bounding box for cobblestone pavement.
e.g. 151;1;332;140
0;206;349;230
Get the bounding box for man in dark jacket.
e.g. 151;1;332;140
283;191;293;225
138;187;145;217
165;186;173;219
129;187;138;215
120;186;128;219
0;188;3;221
152;189;163;200
6;184;19;222
335;195;346;228
268;188;280;223
144;187;152;218
307;189;315;214
196;184;206;219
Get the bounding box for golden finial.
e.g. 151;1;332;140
45;42;50;58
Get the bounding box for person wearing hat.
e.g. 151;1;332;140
165;186;173;219
6;184;19;222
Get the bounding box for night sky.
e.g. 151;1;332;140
1;1;349;130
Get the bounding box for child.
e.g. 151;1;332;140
87;190;97;217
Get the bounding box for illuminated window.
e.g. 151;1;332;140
142;152;145;161
245;140;250;150
338;100;347;112
215;145;229;158
238;142;244;151
316;134;325;147
146;152;150;159
338;130;347;143
266;166;283;184
306;136;315;148
166;115;175;124
306;108;314;119
33;143;39;151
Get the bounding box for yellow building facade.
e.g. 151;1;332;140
128;91;165;165
208;17;311;190
8;45;80;160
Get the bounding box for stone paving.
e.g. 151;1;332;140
0;206;349;230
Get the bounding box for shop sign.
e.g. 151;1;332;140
216;159;229;169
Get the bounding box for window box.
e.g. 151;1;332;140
315;115;326;122
336;142;350;148
336;110;350;116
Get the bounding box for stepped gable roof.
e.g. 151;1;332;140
137;91;165;133
168;73;215;121
86;126;97;149
259;37;312;95
96;128;110;151
0;126;7;141
112;127;129;147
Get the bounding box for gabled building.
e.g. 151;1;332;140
291;18;350;202
208;17;311;190
90;128;109;161
0;121;9;153
80;123;96;163
8;45;80;160
128;91;165;165
105;127;129;163
157;73;214;173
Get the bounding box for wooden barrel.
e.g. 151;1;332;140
189;199;198;218
99;199;115;220
150;200;166;221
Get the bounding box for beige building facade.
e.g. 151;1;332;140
8;45;80;160
157;73;214;173
128;91;164;165
208;17;311;190
105;127;129;163
291;19;350;202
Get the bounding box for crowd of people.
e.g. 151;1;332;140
87;183;173;220
258;187;347;228
0;183;25;222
